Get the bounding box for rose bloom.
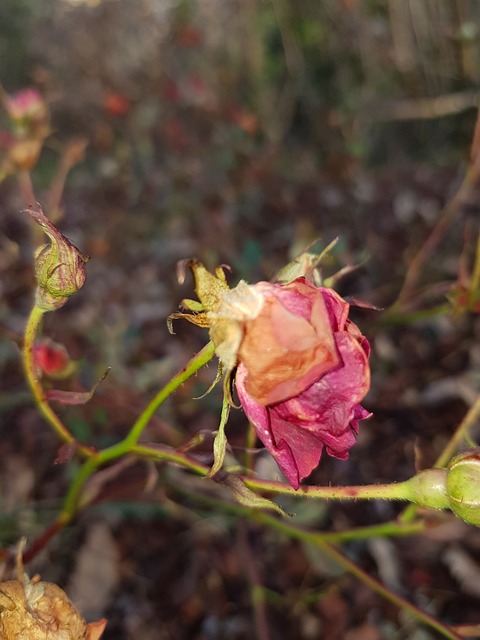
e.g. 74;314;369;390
235;278;371;489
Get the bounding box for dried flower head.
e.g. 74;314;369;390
0;545;106;639
236;282;371;488
173;260;371;487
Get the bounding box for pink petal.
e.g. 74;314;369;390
239;279;339;405
237;331;371;489
236;364;323;489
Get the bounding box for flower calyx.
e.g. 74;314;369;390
169;260;264;397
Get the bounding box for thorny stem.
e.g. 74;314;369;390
124;340;216;446
59;342;217;518
23;304;94;459
16;328;462;637
133;442;446;509
58;437;433;548
171;481;426;543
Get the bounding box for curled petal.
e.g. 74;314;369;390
236;364;325;489
239;279;340;405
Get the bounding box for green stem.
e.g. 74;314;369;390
173;484;426;542
62;457;99;518
133;442;438;505
59;343;217;518
124;341;216;446
133;443;209;476
244;423;257;472
468;234;480;308
208;392;230;476
245;477;416;501
23;304;94;458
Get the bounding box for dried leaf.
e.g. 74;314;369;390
46;368;110;405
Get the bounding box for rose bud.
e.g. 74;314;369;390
0;88;50;174
2;87;49;137
3;88;46;121
235;281;371;489
24;205;88;311
33;339;74;378
446;449;480;526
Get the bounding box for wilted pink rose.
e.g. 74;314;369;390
235;278;371;489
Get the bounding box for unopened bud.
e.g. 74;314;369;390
34;339;74;378
446;449;480;526
25;205;88;311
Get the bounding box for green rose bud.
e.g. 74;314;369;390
25;205;88;311
446;449;480;526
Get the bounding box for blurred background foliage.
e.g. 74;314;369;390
2;0;479;281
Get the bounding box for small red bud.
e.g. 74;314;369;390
33;339;73;378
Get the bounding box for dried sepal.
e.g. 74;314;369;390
214;473;289;517
274;237;339;285
46;368;110;405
